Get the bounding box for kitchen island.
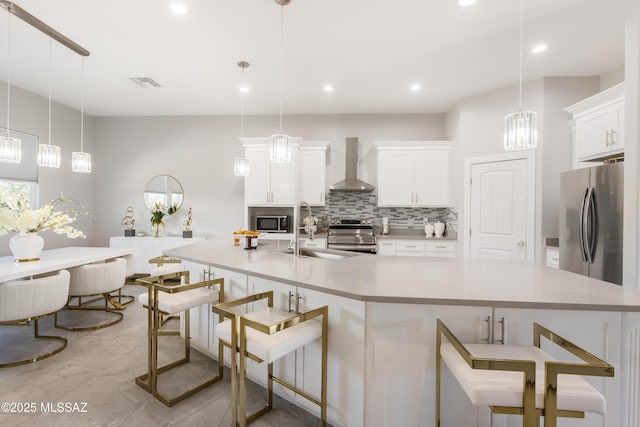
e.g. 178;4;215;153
165;238;640;427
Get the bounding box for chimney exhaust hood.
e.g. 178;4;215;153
329;137;375;192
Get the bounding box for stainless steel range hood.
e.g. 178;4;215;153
329;137;375;192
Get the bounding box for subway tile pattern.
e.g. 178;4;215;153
310;192;458;230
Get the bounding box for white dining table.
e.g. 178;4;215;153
0;247;133;282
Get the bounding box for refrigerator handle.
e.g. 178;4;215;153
579;187;589;262
586;187;597;263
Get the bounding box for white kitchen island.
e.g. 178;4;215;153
165;238;640;427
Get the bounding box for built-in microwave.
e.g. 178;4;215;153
256;215;290;233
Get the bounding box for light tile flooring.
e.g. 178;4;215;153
0;285;324;426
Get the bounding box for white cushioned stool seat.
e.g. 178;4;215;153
0;270;70;321
216;307;323;363
440;342;606;415
150;263;183;276
69;258;127;296
137;287;219;315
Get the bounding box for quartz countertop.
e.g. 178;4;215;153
164;238;640;312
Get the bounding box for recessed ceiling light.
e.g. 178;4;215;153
531;44;548;54
170;2;188;15
239;86;250;93
458;0;477;7
323;85;334;92
410;84;422;92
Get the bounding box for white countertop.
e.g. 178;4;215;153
165;239;640;311
0;247;133;282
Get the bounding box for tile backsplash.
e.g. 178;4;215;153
310;192;457;230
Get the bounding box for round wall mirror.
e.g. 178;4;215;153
143;175;184;212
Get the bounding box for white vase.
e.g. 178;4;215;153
304;225;317;234
9;233;45;262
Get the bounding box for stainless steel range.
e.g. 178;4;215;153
327;219;377;254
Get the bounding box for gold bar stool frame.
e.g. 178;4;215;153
135;270;225;406
214;291;328;427
436;319;614;427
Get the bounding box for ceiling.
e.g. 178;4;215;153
0;0;625;117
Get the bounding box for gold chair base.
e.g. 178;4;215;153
108;288;135;309
54;308;123;331
0;318;67;368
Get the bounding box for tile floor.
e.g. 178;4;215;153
0;285;324;426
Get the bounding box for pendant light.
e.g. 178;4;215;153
72;57;91;173
234;61;250;177
0;12;21;164
503;0;537;151
270;0;291;164
38;37;62;168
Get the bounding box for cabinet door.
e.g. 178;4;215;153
270;151;296;205
414;150;451;207
244;148;271;205
296;287;366;427
493;308;621;427
300;237;327;249
377;151;414;207
575;108;612;161
299;150;326;206
377;240;397;256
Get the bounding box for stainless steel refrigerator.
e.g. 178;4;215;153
559;162;623;285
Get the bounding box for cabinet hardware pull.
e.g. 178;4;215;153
296;294;303;314
482;316;491;343
405;245;417;248
496;317;505;344
288;291;294;313
611;129;617;145
320;192;323;203
415;193;418;204
605;130;611;147
435;246;446;249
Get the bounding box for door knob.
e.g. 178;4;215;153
517;241;525;247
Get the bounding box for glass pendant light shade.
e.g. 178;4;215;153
38;144;61;168
504;110;537;151
0;136;21;163
72;151;91;173
234;157;250;176
270;134;291;163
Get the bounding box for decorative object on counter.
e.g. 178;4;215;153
382;217;389;235
434;222;446;238
233;230;261;248
269;0;292;164
503;0;537;151
0;12;21;164
234;61;251;177
424;223;435;237
182;207;193;238
149;201;176;238
0;183;86;262
303;215;318;234
120;206;136;237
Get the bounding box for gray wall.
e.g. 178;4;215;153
0;84;96;256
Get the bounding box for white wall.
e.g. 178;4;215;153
446;77;600;262
0;84;96;256
600;64;626;91
92;114;447;245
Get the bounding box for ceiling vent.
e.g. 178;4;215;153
129;77;162;88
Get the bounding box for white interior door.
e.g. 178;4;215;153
469;159;529;260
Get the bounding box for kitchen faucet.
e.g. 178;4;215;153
292;201;313;257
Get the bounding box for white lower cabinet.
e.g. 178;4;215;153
300;237;327;249
545;247;560;268
377;238;457;257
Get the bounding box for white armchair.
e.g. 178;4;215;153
0;270;70;367
55;257;127;331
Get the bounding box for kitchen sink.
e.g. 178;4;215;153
281;247;359;260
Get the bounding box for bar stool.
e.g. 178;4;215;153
436;319;614;427
214;291;328;427
135;270;224;406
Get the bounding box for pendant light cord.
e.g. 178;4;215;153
5;13;11;137
241;66;245;138
48;37;52;146
278;2;284;134
518;0;524;111
80;57;84;152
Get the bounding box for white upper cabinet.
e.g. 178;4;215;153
376;141;452;207
299;142;329;206
242;138;298;206
565;83;624;163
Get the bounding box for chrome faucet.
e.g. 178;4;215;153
301;201;314;242
293;201;313;257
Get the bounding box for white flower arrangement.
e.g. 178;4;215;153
302;216;318;226
0;183;86;238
